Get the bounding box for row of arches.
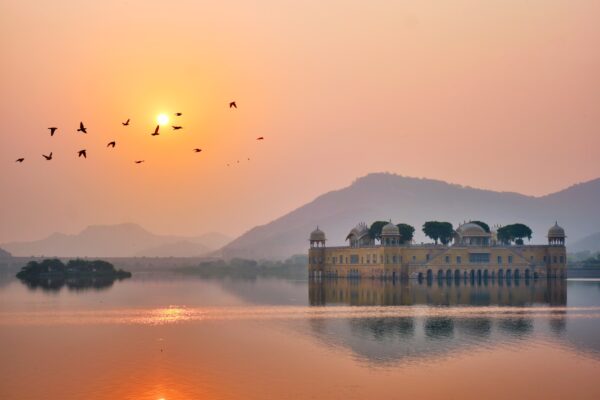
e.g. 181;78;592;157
311;268;565;280
418;268;538;282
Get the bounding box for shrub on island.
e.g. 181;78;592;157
16;258;132;280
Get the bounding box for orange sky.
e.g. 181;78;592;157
1;0;599;242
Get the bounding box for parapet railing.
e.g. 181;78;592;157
317;244;561;251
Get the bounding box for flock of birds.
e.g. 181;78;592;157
14;101;265;165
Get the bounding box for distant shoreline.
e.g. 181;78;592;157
3;256;600;279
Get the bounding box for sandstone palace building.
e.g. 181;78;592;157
308;221;567;280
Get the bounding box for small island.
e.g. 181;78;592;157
16;259;131;291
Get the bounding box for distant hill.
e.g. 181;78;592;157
0;247;12;258
571;232;600;254
220;173;600;260
1;223;231;257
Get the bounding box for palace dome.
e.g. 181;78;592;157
547;222;565;238
309;227;326;242
381;221;400;236
457;222;487;236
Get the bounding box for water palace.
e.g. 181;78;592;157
308;221;567;280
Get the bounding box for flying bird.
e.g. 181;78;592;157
151;125;160;136
175;112;182;116
48;127;58;136
77;122;87;134
16;158;24;163
122;119;130;126
256;136;264;140
172;126;182;130
134;160;145;164
107;141;116;148
229;101;237;109
42;152;53;161
78;149;87;158
193;148;202;153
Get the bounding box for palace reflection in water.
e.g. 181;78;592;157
18;275;127;292
309;277;567;307
306;278;577;365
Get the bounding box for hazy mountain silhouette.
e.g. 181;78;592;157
571;233;600;253
0;247;12;258
135;240;211;257
220;173;600;260
1;223;231;257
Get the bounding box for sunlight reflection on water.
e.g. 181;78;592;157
2;305;600;326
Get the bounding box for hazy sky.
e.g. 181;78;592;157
1;0;599;243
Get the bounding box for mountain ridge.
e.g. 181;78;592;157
571;232;600;254
219;173;600;260
1;223;231;257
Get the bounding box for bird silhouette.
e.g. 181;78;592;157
122;119;130;126
77;122;87;134
78;149;87;158
42;152;53;160
229;101;237;109
151;125;160;136
175;112;182;116
193;148;202;153
107;141;116;148
172;126;182;130
256;136;264;140
48;127;58;136
134;160;144;164
16;158;24;163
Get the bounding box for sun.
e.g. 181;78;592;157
157;114;169;126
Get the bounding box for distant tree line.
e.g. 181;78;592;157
569;252;600;268
176;255;308;279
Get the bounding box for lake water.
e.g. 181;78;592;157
1;273;600;400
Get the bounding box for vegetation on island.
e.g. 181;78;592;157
497;223;533;245
16;258;132;280
422;221;454;245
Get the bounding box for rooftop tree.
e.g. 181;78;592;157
470;220;490;233
369;221;389;241
497;223;533;245
396;223;415;244
422;221;454;245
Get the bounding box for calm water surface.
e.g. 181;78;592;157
1;272;600;400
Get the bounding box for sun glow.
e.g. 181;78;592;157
157;114;169;126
